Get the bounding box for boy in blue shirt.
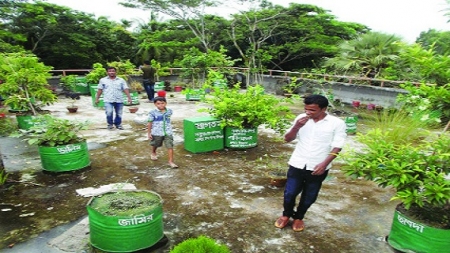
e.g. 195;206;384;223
147;97;178;168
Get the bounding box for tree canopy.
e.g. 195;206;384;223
2;0;450;86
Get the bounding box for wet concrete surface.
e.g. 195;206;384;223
0;93;399;252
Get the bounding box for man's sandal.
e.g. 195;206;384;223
274;216;290;229
292;219;305;232
150;154;158;161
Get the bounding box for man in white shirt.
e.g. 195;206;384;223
274;94;346;232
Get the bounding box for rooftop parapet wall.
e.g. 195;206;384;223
48;71;408;108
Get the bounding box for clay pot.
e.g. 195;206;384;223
367;103;376;110
352;101;361;108
128;107;139;113
67;107;78;113
266;170;287;187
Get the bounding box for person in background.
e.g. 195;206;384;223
140;60;156;102
95;67;132;130
147;96;178;168
274;94;346;232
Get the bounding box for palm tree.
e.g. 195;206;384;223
324;32;401;78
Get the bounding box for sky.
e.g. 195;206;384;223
45;0;450;43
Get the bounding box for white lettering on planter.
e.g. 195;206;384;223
397;215;424;233
118;213;154;226
194;130;223;142
195;121;220;129
231;128;256;134
57;144;82;154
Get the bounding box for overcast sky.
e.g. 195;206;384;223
45;0;450;43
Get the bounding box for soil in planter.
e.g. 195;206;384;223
396;203;450;229
89;191;161;216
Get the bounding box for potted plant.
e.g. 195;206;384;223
13;114;91;172
0;53;57;129
200;84;294;149
128;80;144;94
66;98;79;113
257;153;289;187
341;109;450;253
60;75;80;113
87;189;164;252
86;63;107;108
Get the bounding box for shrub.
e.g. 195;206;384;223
170;235;230;253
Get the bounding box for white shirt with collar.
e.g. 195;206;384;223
287;113;346;171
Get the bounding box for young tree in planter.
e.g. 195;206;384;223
12;114;91;172
341;109;450;253
0;53;57;115
200;84;294;148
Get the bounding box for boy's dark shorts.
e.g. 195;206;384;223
150;135;174;148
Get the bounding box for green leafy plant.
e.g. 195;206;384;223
150;59;170;81
177;46;236;88
128;80;144;93
12;115;89;147
107;59;140;82
202;69;228;90
86;63;106;84
0;111;17;136
397;82;450;126
0;169;8;186
60;75;77;91
170;235;230;253
257;153;289;179
282;76;302;94
341;110;450;227
360;109;430;145
0;53;57;115
200;84;294;133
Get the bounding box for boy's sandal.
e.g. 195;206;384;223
151;154;158;160
274;216;290;228
292;219;305;232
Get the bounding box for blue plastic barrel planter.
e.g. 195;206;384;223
87;190;164;253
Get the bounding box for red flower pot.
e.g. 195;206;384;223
352;101;361;108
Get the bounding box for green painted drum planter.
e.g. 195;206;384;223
89;85;104;108
224;127;258;149
154;81;165;92
344;115;358;135
87;190;164;253
185;89;205;101
388;209;450;253
74;77;90;95
38;140;91;172
123;91;140;105
183;116;224;153
16;114;37;130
